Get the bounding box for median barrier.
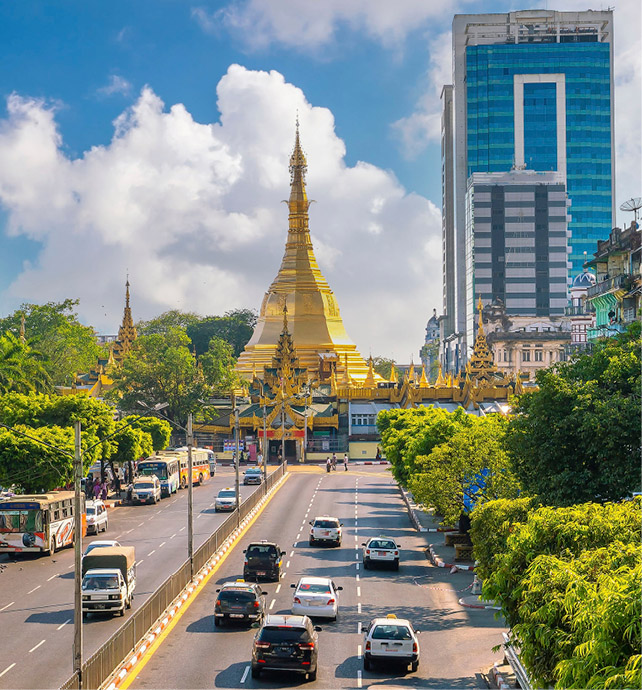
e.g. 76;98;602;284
60;464;287;690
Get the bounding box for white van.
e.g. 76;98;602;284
86;499;108;534
131;475;161;504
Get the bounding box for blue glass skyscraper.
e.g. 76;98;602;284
440;10;614;370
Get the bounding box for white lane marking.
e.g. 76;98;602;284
275;584;281;594
357;669;362;688
148;550;156;556
356;563;360;570
269;599;275;610
356;574;360;582
68;564;74;569
357;586;361;597
357;644;362;659
357;622;362;633
289;551;294;557
137;559;144;566
126;529;134;534
159;542;166;548
196;514;202;519
0;663;16;678
137;522;144;527
179;527;186;532
169;533;176;540
0;601;14;612
296;533;301;540
354;535;358;542
358;602;362;614
240;665;250;684
57;618;72;630
47;574;58;582
286;561;290;568
28;585;41;594
209;502;214;507
29;639;46;653
114;534;123;540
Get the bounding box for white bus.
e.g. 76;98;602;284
137;457;180;497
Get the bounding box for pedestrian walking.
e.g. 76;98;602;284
92;478;101;499
326;456;332;473
100;481;107;501
257;451;263;467
344;453;348;471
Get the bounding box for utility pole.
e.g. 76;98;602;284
234;405;240;526
303;404;307;464
187;412;194;581
73;421;83;688
281;407;285;465
262;401;268;483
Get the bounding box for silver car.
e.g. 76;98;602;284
215;488;237;512
291;576;342;620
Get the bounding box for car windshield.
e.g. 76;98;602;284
218;491;235;498
247;545;278;559
83;575;119;590
86;507;96;515
297;583;331;594
259;626;310;643
314;520;338;528
219;590;256;603
372;625;412;640
369;540;396;549
246;469;260;474
135;482;154;489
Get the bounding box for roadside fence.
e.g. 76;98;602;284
60;463;287;690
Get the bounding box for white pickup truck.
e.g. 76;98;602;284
81;546;136;618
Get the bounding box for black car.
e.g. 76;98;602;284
251;614;321;681
214;580;267;627
243;541;285;582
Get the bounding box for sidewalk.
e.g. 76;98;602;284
399;485;501;611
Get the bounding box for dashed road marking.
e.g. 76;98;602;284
47;574;58;582
159;542;166;548
57;618;71;630
28;585;41;594
0;663;16;678
356;574;360;582
240;665;250;684
137;522;144;527
275;584;281;594
137;559;144;566
357;669;362;687
286;561;290;568
269;599;275;610
126;529;134;534
0;602;14;612
296;533;301;540
29;639;46;653
289;551;294;557
148;550;156;556
358;602;362;614
179;527;186;532
357;586;361;597
169;534;176;540
357;622;361;633
357;644;362;659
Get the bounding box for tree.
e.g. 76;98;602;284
122;415;171;452
199;337;238;392
109;327;229;427
372;356;396;380
409;415;521;526
109;425;154;485
186;309;257;357
0;300;105;386
0;331;52;394
507;323;641;505
136;310;201;336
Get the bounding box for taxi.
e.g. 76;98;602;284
362;614;420;672
214;579;267;626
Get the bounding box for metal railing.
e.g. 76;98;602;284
60;463;287;690
587;272;631;298
502;632;532;690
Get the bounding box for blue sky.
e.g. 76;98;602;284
0;0;639;361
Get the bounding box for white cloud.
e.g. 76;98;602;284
0;66;439;361
97;74;132;98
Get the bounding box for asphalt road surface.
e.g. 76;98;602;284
121;466;505;690
0;467;267;689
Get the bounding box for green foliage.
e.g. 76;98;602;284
409;415;521;526
0;331;52;394
483;499;641;631
122;415;171;452
514;542;641;688
136;309;201;336
109;426;153;470
199;337;239;391
187;308;257;357
507;324;641;505
469;496;540;582
0;300;105;386
372;356;396;380
377;406;471;486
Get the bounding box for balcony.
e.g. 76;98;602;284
587;273;632;299
565;304;595;317
587;323;626;341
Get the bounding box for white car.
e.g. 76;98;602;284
291;576;342;620
362;614;420;672
362;536;400;570
309;516;342;547
215;488;237;512
85;499;108;534
132;475;161;504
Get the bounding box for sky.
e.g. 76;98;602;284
0;0;639;363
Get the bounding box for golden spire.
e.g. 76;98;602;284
112;277;138;364
388;364;398;384
408;360;415;385
364;356;376;389
435;362;445;387
467;295;497;383
340;353;351;386
478;295;484;331
419;365;429;387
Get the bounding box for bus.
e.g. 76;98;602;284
137;457;180;497
164;449;210;489
0;491;85;555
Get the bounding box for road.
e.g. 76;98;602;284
122;466;505;689
0;467;267;689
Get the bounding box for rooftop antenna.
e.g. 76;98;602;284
620;197;642;225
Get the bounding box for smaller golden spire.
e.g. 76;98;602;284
388;364;398;384
408;360;415;385
419;366;429;387
364;356;376;389
340;353;351;386
435;362;445;387
477;295;484;332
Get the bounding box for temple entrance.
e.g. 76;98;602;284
267;439;297;463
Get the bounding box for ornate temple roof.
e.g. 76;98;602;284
236;123;372;382
112;278;138;364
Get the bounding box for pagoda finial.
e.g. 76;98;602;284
388;363;398;384
435;362;445;387
419;365;429;387
282;301;289;333
364;356;376;389
477;295;484;333
113;276;138;364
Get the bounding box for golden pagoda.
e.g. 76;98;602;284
112;278;138;364
235;123;372;383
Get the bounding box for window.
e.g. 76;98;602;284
534;350;543;362
522;350;531;362
351;414;376;426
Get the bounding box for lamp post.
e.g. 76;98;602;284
234;404;240;525
262;400;268;483
73;421;82;688
186;412;194;580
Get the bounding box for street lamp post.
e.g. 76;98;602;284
73;421;83;688
281;408;285;465
262;400;268;483
234;405;240;525
186;412;194;581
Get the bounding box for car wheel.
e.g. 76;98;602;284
394;559;400;571
214;617;220;627
251;666;261;679
363;656;371;671
198;473;203;485
363;559;369;569
309;539;315;546
119;607;125;617
307;667;317;681
411;660;419;672
336;539;341;547
181;477;186;489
